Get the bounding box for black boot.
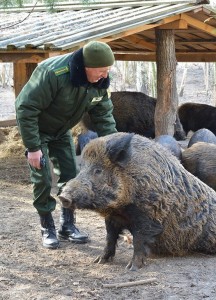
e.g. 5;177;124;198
57;207;88;244
39;213;60;249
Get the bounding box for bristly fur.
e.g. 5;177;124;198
59;133;216;270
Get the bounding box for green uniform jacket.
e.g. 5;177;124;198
15;50;117;151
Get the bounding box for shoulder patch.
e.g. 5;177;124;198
54;66;69;76
91;96;103;103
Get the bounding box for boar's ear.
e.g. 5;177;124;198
106;133;134;168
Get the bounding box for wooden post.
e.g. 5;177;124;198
13;63;37;97
155;29;178;137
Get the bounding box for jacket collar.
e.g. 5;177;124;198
68;48;110;89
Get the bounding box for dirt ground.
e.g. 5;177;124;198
0;127;216;300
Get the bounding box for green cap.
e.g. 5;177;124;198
83;41;115;68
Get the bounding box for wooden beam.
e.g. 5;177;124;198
176;39;216;44
181;13;216;36
122;35;156;51
0;52;61;63
114;52;155;61
158;19;188;30
176;52;216;61
114;51;216;62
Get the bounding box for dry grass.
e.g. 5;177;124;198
0;126;25;158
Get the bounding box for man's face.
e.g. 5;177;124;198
85;66;111;83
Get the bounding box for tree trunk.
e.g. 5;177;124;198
155;29;178;137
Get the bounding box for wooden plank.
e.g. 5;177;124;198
114;51;216;62
158;19;188;29
122;35;156;51
99;24;159;43
0;52;57;63
181;13;216;36
176;39;216;44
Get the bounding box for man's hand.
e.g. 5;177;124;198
27;150;43;169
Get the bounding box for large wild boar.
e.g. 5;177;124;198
182;141;216;191
59;133;216;271
81;91;185;140
178;102;216;136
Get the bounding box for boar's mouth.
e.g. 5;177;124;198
58;195;75;209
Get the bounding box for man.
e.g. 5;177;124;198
15;41;117;249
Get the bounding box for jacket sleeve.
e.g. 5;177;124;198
15;65;58;151
87;91;117;136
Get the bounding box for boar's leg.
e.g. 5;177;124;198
94;216;123;264
126;233;150;271
126;215;163;271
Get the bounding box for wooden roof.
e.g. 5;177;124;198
0;0;215;62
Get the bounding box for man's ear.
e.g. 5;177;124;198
106;133;134;168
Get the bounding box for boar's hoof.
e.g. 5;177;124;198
93;255;113;264
126;256;146;271
126;262;139;271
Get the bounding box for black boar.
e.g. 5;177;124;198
81;91;185;140
178;102;216;136
154;134;182;160
187;128;216;148
59;133;216;271
182;141;216;191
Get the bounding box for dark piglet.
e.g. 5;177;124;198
59;133;216;271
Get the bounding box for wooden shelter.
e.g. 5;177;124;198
0;0;215;135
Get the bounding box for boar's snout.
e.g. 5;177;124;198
58;178;95;210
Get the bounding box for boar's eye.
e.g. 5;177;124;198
93;168;102;176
